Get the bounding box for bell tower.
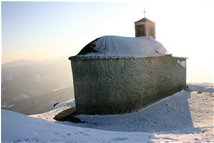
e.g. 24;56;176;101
134;11;156;39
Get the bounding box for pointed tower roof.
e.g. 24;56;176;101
135;17;154;23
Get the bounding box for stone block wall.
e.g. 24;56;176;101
70;55;186;114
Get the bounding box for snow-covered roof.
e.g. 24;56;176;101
76;36;168;57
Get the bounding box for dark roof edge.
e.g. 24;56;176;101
68;54;185;60
172;56;188;59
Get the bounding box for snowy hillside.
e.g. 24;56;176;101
2;83;213;143
1;57;73;114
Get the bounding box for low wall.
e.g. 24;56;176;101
69;55;186;114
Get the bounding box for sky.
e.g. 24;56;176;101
1;0;214;83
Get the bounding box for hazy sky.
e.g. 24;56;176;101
1;0;214;83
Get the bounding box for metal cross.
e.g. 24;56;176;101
143;9;146;17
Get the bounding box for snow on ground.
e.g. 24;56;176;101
2;110;151;143
2;83;214;143
188;83;213;93
31;99;76;121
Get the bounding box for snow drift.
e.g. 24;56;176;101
2;83;214;143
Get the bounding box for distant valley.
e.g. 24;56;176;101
1;57;74;115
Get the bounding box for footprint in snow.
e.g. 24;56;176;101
110;137;128;141
66;133;71;136
78;131;89;136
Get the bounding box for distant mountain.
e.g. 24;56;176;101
6;87;74;115
2;59;35;69
1;57;74;114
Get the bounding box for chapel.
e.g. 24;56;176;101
67;15;186;115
